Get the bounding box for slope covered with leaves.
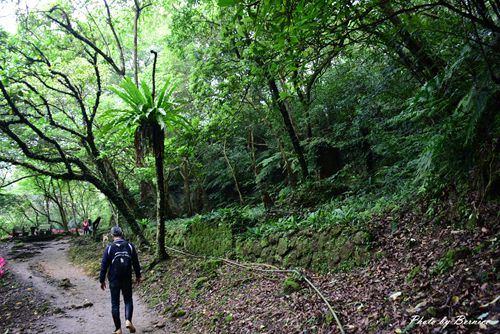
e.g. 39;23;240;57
69;197;499;333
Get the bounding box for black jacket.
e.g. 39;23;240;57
99;239;141;283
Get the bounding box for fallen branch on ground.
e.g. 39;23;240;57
162;245;345;334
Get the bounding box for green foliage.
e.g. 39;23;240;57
1;0;499;256
406;265;422;282
199;259;223;277
185;217;233;257
165;207;261;257
102;76;186;137
245;187;409;239
393;43;500;196
431;247;471;276
283;276;302;294
192;276;210;290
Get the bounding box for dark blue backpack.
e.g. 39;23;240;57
110;241;132;278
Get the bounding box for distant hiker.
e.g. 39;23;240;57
99;226;141;334
92;216;102;236
82;219;90;235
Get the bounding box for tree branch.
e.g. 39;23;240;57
0;174;41;189
47;6;125;76
103;0;126;74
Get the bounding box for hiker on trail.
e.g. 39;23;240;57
92;216;102;236
99;226;141;334
92;216;101;236
82;219;90;235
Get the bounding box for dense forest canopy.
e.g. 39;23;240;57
0;0;499;242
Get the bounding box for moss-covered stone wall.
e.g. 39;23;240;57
235;226;371;271
164;215;372;272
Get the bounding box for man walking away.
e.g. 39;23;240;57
100;226;142;334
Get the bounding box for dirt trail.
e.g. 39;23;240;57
2;239;173;334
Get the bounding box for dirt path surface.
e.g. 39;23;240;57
1;239;173;334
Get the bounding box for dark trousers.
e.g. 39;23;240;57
109;280;133;330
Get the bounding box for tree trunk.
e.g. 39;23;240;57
92;158;148;239
106;190;146;243
133;3;141;86
248;127;258;180
259;110;295;186
181;157;193;216
194;176;209;213
360;127;375;175
54;181;69;230
66;181;78;226
379;0;442;80
267;78;309;179
89;174;148;245
44;195;51;225
223;140;244;205
152;122;169;260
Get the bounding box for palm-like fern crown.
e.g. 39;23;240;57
109;76;183;130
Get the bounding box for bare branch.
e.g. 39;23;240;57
103;0;125;74
0;174;40;189
47;6;125;76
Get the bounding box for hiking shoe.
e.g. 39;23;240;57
125;320;136;333
112;329;122;334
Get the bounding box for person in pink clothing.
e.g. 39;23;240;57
82;219;90;235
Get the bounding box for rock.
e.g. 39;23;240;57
317;233;331;250
276;237;289;256
260;238;269;248
352;231;369;245
154;320;166;328
260;247;273;263
59;278;73;288
297;253;312;267
252;242;262;257
283;251;298;267
389;291;402;301
338;242;354;260
330;225;343;237
328;253;341;267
